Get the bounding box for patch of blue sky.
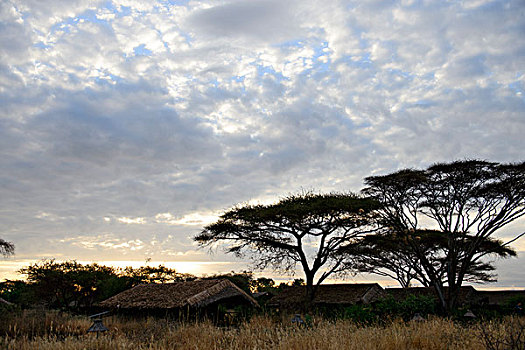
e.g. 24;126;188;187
170;96;186;104
66;72;84;85
30;60;57;72
49;17;80;35
508;81;524;93
273;39;305;49
206;77;247;96
100;72;123;83
231;76;245;83
82;9;115;27
161;40;170;52
113;5;132;18
408;99;436;109
205;84;236;100
101;1;118;13
162;0;190;7
98;1;131;18
310;41;331;73
47;7;114;38
508;81;525;101
388;68;415;80
94;76;116;87
179;32;194;46
20;11;31;21
133;44;153;56
33;42;52;50
230;76;247;94
254;64;288;82
357;30;369;50
300;61;334;84
333;108;357;127
338;54;373;70
421;71;436;80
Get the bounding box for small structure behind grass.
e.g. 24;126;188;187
99;279;258;322
268;283;385;313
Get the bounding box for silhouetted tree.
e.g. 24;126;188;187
201;271;254;294
0;239;14;257
194;192;380;300
20;260;122;309
19;260;196;309
121;264;195;285
251;277;275;293
363;160;525;312
341;229;516;288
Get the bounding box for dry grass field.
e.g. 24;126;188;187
0;310;523;350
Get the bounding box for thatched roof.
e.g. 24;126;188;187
268;283;385;307
475;290;525;306
99;279;259;309
385;286;477;305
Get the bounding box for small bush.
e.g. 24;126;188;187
374;295;436;320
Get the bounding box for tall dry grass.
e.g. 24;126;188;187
0;310;523;349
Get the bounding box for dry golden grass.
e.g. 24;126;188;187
0;311;522;350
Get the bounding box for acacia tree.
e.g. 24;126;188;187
0;239;14;257
363;160;525;312
194;192;379;300
341;229;516;288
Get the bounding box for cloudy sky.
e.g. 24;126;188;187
1;0;524;287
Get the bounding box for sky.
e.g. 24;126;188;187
1;0;524;288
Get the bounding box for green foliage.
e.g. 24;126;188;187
8;260;196;310
505;296;525;314
374;295;436;320
120;265;196;285
202;271;253;294
291;278;305;286
251;277;275;293
18;260;125;309
341;304;376;324
0;280;35;308
312;295;436;323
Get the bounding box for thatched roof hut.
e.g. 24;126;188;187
99;279;259;310
268;283;385;309
385;286;478;306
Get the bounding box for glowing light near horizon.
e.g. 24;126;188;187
117;217;147;224
1;258;524;291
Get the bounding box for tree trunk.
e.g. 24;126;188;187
305;274;315;300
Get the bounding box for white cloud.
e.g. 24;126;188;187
185;0;305;44
0;0;524;286
155;212;218;226
117;217;147;225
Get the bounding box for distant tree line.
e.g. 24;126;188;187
0;260;296;311
0;260;197;310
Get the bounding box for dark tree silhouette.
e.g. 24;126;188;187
194;192;379;300
363;160;525;312
19;260;196;309
0;239;14;257
341;229;516;288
